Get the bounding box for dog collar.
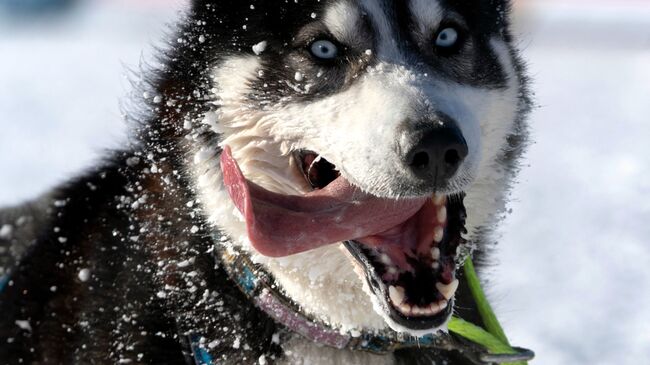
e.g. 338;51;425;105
186;240;534;365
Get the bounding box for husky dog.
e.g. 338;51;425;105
0;0;530;364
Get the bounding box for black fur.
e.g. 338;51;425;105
0;0;528;363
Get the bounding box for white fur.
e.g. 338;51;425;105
462;39;521;234
409;0;444;37
360;0;401;61
192;1;522;340
324;1;366;49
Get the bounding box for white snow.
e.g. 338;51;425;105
491;2;650;364
0;1;648;364
0;224;13;239
78;268;91;282
252;41;268;55
0;0;185;205
126;157;140;167
15;320;32;332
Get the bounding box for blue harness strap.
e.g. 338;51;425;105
188;334;215;365
0;274;8;294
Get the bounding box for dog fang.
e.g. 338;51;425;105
436;279;459;300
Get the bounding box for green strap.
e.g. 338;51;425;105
464;258;510;343
447;258;528;365
448;317;518;355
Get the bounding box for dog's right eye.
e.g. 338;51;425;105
309;40;339;60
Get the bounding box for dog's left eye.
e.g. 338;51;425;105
435;27;459;49
309;40;339;60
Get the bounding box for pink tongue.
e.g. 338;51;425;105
220;146;427;257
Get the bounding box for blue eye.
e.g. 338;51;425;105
435;27;459;48
310;40;338;60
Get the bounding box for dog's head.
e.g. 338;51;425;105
188;0;527;336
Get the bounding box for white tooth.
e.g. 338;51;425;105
436;279;459;300
380;254;392;265
432;261;440;270
437;206;447;223
439;300;449;311
389;285;405;305
399;303;412;315
430;300;449;314
434;227;444;243
387;267;398;275
411;305;422;316
433;194;446;206
421;306;433;316
431;247;441;260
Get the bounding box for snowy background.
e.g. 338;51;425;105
1;0;649;363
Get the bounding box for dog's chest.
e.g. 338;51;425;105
276;335;395;365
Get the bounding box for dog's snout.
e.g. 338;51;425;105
401;120;468;187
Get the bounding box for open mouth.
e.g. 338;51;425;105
343;193;466;329
220;146;467;331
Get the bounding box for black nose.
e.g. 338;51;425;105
404;123;468;186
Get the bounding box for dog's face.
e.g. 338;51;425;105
191;0;524;336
